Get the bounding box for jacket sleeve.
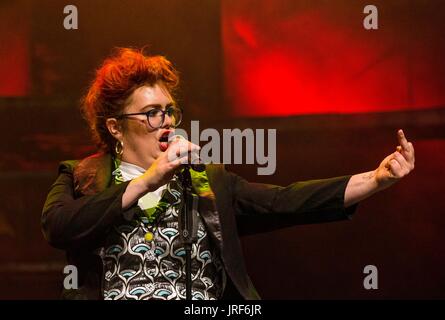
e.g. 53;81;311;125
41;161;133;250
228;169;359;235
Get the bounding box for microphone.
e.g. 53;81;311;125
168;135;205;172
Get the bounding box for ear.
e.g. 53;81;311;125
106;118;123;141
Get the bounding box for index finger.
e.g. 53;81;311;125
169;135;200;151
397;129;410;151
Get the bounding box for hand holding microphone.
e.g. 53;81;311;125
136;135;203;193
167;134;205;172
123;134;202;209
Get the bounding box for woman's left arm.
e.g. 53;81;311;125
344;129;415;207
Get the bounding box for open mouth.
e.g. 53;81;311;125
159;131;171;151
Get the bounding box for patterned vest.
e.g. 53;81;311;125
96;161;226;300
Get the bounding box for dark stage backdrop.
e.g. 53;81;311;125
0;0;444;299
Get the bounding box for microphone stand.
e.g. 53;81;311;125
178;166;199;300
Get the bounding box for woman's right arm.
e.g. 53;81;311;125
42;140;199;250
41;161;133;250
122;137;201;208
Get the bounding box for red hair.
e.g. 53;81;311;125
80;47;179;153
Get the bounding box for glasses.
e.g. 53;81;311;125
115;106;183;129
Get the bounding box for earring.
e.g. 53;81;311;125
115;140;124;156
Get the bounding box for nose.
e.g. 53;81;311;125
162;112;173;128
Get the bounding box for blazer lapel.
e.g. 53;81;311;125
73;152;113;196
197;193;223;253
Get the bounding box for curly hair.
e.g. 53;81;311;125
80;47;179;154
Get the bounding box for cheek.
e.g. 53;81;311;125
125;122;158;151
130;121;149;137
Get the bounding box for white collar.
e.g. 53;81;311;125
118;160;146;181
118;160;167;210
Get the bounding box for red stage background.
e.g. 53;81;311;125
223;0;445;116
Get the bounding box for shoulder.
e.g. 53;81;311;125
204;163;225;176
204;164;245;197
57;152;111;173
204;164;230;185
73;152;112;174
58;160;80;174
57;152;113;195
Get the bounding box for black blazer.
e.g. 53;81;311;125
41;152;358;300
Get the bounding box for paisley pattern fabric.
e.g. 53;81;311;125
96;162;225;300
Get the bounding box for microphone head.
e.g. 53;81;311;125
168;134;205;172
167;134;186;144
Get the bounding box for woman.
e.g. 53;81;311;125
41;47;415;300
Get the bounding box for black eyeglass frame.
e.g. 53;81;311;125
114;106;183;129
